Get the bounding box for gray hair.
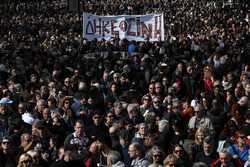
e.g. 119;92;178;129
203;136;214;145
148;164;162;167
158;120;169;132
138;123;147;129
192;162;208;167
219;148;229;154
27;150;39;158
127;103;139;113
219;148;231;159
37;99;46;106
194;104;204;112
114;101;122;108
146;145;165;164
107;151;121;165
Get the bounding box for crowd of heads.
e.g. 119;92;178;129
0;0;250;167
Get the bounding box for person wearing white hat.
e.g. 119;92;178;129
0;97;15;134
0;97;13;105
0;103;9;138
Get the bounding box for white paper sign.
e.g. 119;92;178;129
83;13;164;41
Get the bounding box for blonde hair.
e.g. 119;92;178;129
194;128;205;145
163;154;178;166
17;153;32;167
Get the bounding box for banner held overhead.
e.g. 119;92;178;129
83;13;164;41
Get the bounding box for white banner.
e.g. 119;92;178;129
83;13;164;41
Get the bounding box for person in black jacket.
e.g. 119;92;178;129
87;111;109;142
195;136;218;166
0;136;17;167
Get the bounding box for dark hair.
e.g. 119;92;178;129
1;136;11;143
203;136;214;145
75;120;84;126
173;143;184;150
80;93;89;100
234;130;245;139
96;134;112;147
131;142;144;154
48;97;57;105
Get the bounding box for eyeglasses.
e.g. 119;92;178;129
153;154;162;158
76;126;83;129
239;135;246;139
175;150;184;153
2;141;10;145
21;160;32;163
197;134;204;137
32;155;40;159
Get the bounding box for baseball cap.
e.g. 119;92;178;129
0;97;13;105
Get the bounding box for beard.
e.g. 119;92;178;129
204;150;213;156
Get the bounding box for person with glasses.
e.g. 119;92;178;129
128;143;149;167
228;131;249;165
17;153;32;167
0;136;17;167
126;103;144;126
112;73;120;84
150;96;164;119
148;146;165;167
87;111;109;142
26;149;48;167
61;96;75;130
62;77;73;96
163;154;178;167
172;144;191;167
140;95;152;116
188;104;215;137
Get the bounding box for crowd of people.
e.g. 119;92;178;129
0;0;250;166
